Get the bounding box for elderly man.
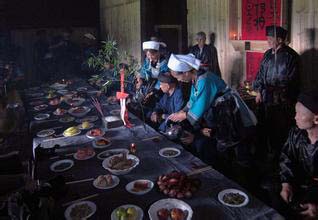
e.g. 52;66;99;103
268;91;318;219
253;25;301;164
149;73;184;132
189;31;221;76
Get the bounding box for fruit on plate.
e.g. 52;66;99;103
116;207;138;220
157;171;201;199
82;121;90;129
88;128;102;137
157;208;187;220
64;126;80;136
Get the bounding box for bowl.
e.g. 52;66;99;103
102;154;139;175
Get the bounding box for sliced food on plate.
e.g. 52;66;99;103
92;137;111;148
126;179;154;195
86;128;105;139
74;147;95;160
93;174;119;189
102;153;140;175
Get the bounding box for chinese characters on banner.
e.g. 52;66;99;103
242;0;281;40
246;51;264;81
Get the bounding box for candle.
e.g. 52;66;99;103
130;143;136;154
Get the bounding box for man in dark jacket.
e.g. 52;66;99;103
253;25;301;163
189;32;221;77
277;91;318;219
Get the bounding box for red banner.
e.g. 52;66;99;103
242;0;281;40
246;51;264;82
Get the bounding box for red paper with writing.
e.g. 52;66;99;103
246;51;264;82
242;0;281;40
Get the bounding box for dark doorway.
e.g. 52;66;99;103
141;0;188;56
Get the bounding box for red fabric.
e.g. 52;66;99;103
246;51;264;82
242;0;281;40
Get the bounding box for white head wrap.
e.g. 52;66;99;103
142;41;160;51
168;53;201;72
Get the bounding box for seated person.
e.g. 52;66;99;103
148;73;184;132
276;90;318;219
140;40;169;89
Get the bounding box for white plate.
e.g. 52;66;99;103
63;128;81;137
218;188;249;207
148;198;193;220
97;149;129;160
76;116;99;123
111;204;143;220
77;122;94;130
64;201;96;220
102;154;140;175
73;151;96;160
125;179;154;195
77;87;88;92
68;106;91;117
34;104;48;111
53;109;67;116
59;116;75;123
50;159;74;172
37;129;55;138
92;137;112;149
159;147;181;158
93;175;120;190
57;89;68;95
86;128;105;139
34;113;50;121
65;97;85;107
110;109;121;116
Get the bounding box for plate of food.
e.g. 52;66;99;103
53;108;67;116
77;121;94;130
86;128;105;139
49;98;60;106
77;87;88;92
93;174;119;190
110;109;121;116
218;189;249;207
73;147;95;160
34;113;50;121
59;116;75;123
34;104;48;111
111;204;143;220
37;129;55;138
126;179;154;195
50;159;74;172
63;126;81;137
157;171;201;199
92;137;111;148
57;89;68;95
65;97;85;107
102;153;139;175
148;198;193;220
64;201;96;220
159;148;181;158
68;106;91;117
76;116;99;123
97;149;129;160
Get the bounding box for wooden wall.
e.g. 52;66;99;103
187;0;318;88
100;0;141;61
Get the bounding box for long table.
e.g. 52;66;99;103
23;79;284;220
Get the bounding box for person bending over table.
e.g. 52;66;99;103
167;53;256;183
148;73;184;132
271;90;318;219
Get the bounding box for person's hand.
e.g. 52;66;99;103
201;128;212;137
151;112;159;123
280;183;293;203
255;92;262;104
168;111;187;122
300;203;318;219
180;131;194;145
135;76;143;90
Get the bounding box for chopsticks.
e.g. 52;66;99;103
49;152;74;160
187;166;213;177
141;136;161;142
62;193;99;207
66;178;94;185
91;97;104;117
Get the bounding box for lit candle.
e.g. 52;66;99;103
130;143;136;154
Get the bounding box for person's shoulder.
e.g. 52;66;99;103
288;127;306;144
281;45;300;57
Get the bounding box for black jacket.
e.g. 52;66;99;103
253;45;301;105
280;127;318;186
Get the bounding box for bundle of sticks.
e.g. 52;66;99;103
91;97;104;117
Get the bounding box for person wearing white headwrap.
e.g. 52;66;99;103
139;41;169;84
